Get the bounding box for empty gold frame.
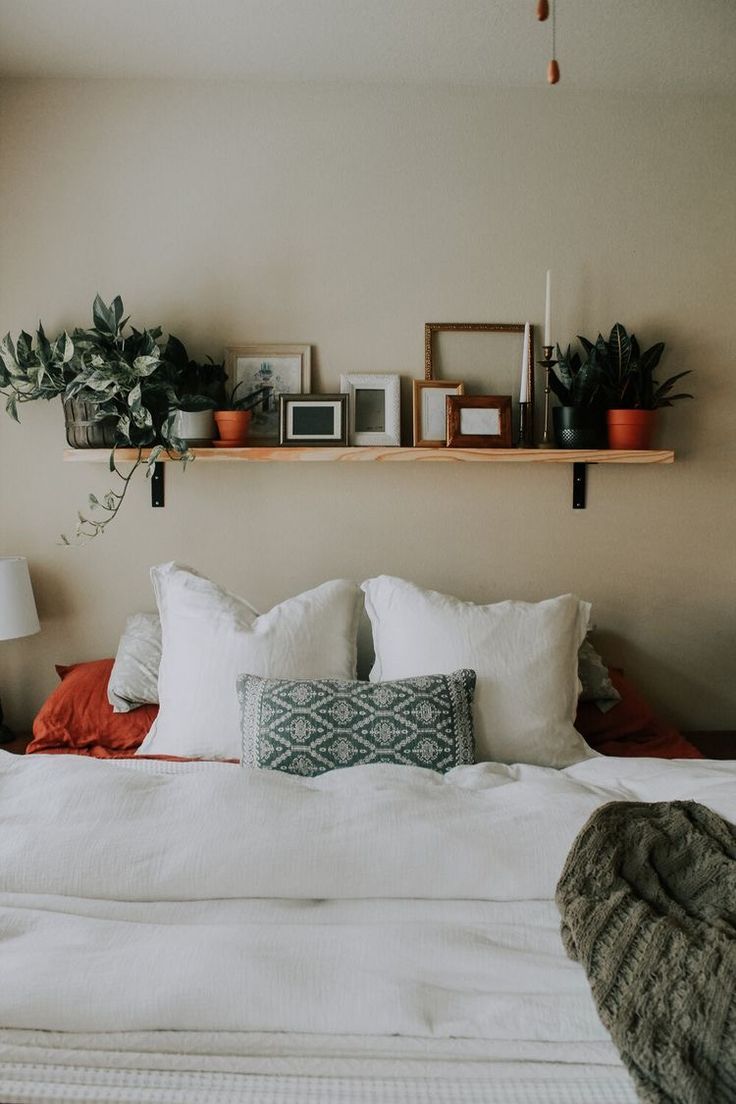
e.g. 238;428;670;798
423;323;535;425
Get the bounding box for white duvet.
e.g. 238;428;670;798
0;752;734;1102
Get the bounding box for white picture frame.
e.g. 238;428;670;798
339;373;401;447
225;344;311;444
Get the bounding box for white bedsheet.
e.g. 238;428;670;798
0;752;733;1103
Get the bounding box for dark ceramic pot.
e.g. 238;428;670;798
552;406;607;449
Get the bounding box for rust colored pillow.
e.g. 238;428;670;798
575;668;702;759
28;659;158;758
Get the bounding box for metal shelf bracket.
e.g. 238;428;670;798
572;463;587;509
150;461;165;507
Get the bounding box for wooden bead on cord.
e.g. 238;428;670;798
536;0;549;20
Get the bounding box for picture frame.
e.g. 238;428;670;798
339;374;401;446
279;394;349;446
446;395;513;448
412;380;465;447
225;344;311;444
425;322;536;439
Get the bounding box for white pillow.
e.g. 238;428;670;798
108;610;615;717
361;576;592;768
138;564;363;760
108;613;161;712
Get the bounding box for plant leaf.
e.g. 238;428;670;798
547;370;572;405
640;342;665;375
60;332;75;363
609;323;632;382
132;354;160;377
92;295;116;336
163;335;189;369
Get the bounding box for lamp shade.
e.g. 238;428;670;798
0;557;40;641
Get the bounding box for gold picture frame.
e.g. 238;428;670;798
423;323;534;423
412;379;465;447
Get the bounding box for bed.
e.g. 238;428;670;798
1;567;732;1103
2;751;734;1104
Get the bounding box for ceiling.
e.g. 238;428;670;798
0;0;734;92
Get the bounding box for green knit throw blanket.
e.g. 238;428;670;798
556;800;736;1104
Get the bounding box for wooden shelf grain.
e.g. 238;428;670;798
64;447;675;465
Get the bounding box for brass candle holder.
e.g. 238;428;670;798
537;345;557;448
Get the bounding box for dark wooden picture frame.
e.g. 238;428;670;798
446;395;513;448
279;394;349;446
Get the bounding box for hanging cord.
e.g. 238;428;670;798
548;0;560;83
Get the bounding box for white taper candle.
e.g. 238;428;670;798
544;270;551;347
519;322;530;403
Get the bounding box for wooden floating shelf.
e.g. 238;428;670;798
64;447;675;465
62;446;675;510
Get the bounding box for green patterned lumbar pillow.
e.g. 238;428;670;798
237;670;476;776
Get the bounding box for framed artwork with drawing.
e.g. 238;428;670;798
225;344;311;444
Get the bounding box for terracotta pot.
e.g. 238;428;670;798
214;410;252;445
606;409;657;450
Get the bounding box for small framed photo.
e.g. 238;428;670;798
279;394;348;446
412;380;465;447
225;344;311;444
339;374;401;446
446;395;512;448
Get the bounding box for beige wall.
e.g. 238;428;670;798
1;79;734;732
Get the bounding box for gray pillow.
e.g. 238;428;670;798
107;613;161;713
238;669;476;777
578;639;621;713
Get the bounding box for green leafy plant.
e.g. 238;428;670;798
547;344;604;407
1;295;222;543
579;323;693;410
162;335;227;412
217;380;271;412
0;325;76;421
65;296;174;447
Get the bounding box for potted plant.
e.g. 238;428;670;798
161;336;227;447
588;324;693;449
547;343;607;448
214;382;271;447
0;295;222;541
